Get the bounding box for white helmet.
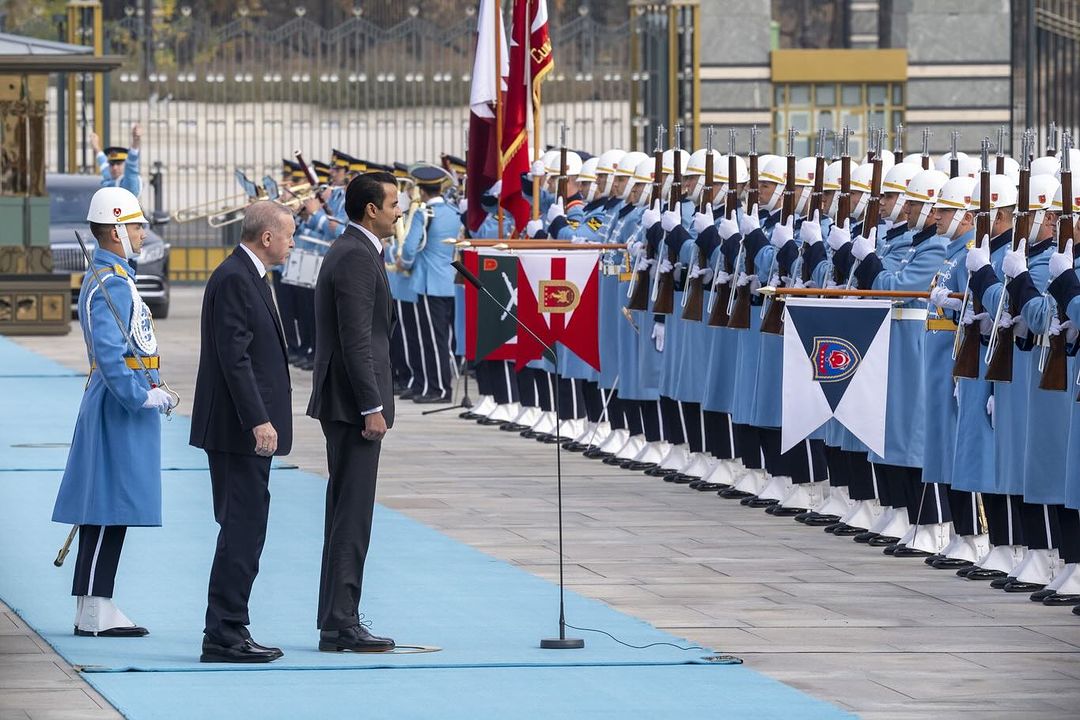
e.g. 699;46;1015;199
933;175;978;239
970;174;1019;210
1057;148;1080;178
759;156;788;213
540;150;560;176
848;162;881;222
901;152;926;167
860;148;895;175
616;151;648;176
686;149;723;204
1026;174;1060;244
595;149;626;175
881;162;922;222
792;157;819;216
87;186;147;259
1031;155;1060;177
956;156;980;178
631;157;656;206
999;156;1021;183
1052;182;1080;213
822;159;853;191
543;151;583;176
661;149;690;176
717;154;750;185
579;157;600;202
902;169;948;231
934;150;971;174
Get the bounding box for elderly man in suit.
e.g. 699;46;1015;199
307;171;400;652
190;201;295;663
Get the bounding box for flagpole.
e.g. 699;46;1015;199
530;0;542;223
495;0;505;238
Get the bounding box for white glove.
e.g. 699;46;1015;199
661;208;680;233
691;266;715;284
986;395;995;430
717;213;739;240
794;278;807;289
651;322;665;352
693;206;714;235
965;236;991;272
997;310;1016;329
530;159;546;178
1049;314;1066;337
642;199;662;230
627;239;645;259
546;197;565;223
736;271;752;287
714;270;731;284
930;285;962;311
1049;240;1074;281
457;197;468;216
768;273;780;288
964;309;992;335
143;386;173;413
1002;247;1027;278
770;215;794;249
526;218;544;238
657;257;674;274
738;204;760;236
851;227;877;261
801;211;823;246
632;255;655;273
826;220;851;252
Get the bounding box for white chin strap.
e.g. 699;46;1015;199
828;192;840;222
689;181;705;205
636;190;651;208
585;184;598;203
601;174;616;197
621;178;636;202
851;194;869;225
116;224;136;259
764;186;783;213
1029;210;1046;244
794;187;811;217
887;195;904;223
661;175;675;201
944;209;964;239
913;203;934;231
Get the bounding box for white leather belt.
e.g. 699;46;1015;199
892;308;928;321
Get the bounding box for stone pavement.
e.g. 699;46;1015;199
4;285;1080;720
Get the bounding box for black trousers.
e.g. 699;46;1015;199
984;493;1025;546
703;410;735;460
604;390;628;431
844;451;878;499
204;450;272;645
557;377;587;420
732;423;765;470
72;525;126;597
391;300;417;388
907;481;953;524
759;429;827;484
318;419;382;631
640;399;664;442
415;295;455;396
582;381;604;423
476;360;518;404
1057;508;1080;563
1018;502;1062;550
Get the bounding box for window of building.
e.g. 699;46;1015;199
772;82;904;157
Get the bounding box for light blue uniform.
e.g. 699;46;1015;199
400;198;461;298
53;248;162;527
97;149;142;195
1050;263;1080;510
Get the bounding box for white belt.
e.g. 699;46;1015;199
892;308;928;321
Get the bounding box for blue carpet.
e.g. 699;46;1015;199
0;335;855;718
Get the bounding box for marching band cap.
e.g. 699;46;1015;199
332;149;366;172
392;162;410;178
442;154;467;174
104;147;129;163
412;164;449;190
364;162;395;174
312;160;331;183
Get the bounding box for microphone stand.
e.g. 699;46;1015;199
452;260;584;650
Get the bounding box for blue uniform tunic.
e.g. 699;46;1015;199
1054;266;1080;510
53;249;162;527
97;149;142;196
401;199;462;298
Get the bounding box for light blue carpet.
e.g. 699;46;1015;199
0;335;855;718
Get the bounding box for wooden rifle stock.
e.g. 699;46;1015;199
953;163;991;379
557;145;568;202
761;148;797;335
727;150;758;329
708;152;740;327
627;147;666;311
801;152;826;283
985;159;1031;382
1042;154;1073;391
832;153;852;285
682;150;714;322
653;149;683;315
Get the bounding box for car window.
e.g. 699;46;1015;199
48;183;95;223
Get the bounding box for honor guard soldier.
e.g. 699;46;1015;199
90;124;143;195
398;164;462;403
52;187;176;637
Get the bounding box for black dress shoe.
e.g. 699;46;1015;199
867;534;901;547
695;482;726;491
989;575;1015;588
319;625;395;653
882;543;902;555
414;392;451;404
477;417;505;426
719;487;753;499
966;568;1009;581
521;429;541;439
537;434;561;444
823;522;848;534
583;447;609;459
804;514;841;527
955;566;977;578
669;474;697;484
891;545;932;557
200;636;282;663
924;554;944;565
74;625;149;638
794;511;819;523
602;455;623;465
1002;580;1045;593
853;531;879;544
400;388;418;401
645;466;670;477
625;461;658;471
931;557;974;570
1030;588;1057;601
500;423;528;432
1072;605;1080;616
1041;593;1080;606
459;410;478;419
831;525;866;536
745;496;779;508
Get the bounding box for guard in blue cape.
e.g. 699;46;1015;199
53;187;177;637
91;125;142;195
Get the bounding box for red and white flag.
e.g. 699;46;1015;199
500;0;554;234
465;0;509;232
515;250;600;371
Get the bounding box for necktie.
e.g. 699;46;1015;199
264;273;286;341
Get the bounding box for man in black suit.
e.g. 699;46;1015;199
190;201;295;663
307;171;400;652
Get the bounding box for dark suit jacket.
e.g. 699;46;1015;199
306;224;396;428
190;246;293;455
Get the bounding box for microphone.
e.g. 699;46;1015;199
451;258;583;650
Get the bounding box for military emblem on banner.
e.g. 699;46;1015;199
811;337;861;383
539;279;581;314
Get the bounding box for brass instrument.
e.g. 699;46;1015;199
171;192;252;224
390;183;424;275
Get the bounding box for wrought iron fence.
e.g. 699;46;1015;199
23;7;631;248
1013;0;1080;151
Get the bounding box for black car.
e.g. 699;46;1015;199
48;173;171;318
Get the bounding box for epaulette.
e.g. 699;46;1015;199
567;219;581;229
112;264;128;278
586;216;603;232
966;240;976;250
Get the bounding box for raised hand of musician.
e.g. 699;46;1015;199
661;208;680;232
965;235;991;272
929;284;962;312
738;204;760;236
801;211;823;246
826;220;851;251
693;205;714;235
642;200;663;230
770;215;794;249
1049;239;1074;280
89;131;102;154
252;422;278;457
142;387;174;413
1002;245;1027;279
526;218;544;238
546;197;566;223
852;227;877;261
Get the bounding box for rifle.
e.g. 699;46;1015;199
845;127;884;289
800;126;827;284
727;126;760;329
626;124;666;311
831;126;853;286
557;123;569;202
761;127;798;335
653;123;683;315
1048;121;1058;157
949;131;960;179
707;129;738;327
952;137;994;379
920;128;932;170
986;130;1033;382
995;125;1007;175
893;122;905;158
682;126;716;322
1041;130;1074;391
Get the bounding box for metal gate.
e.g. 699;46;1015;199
1013;0;1080;151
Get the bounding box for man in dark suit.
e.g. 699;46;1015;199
190;201;296;663
307;171;400;652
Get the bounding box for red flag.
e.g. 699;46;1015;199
500;0;554;235
466;0;509;232
515;251;600;371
